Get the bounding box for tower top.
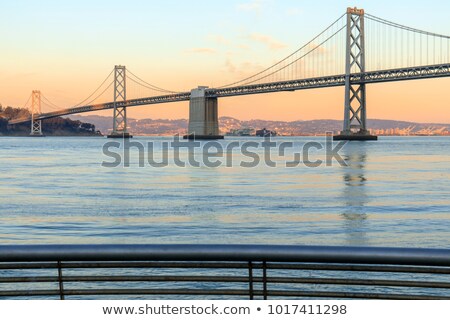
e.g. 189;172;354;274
347;7;364;15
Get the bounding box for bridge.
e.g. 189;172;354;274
7;7;450;140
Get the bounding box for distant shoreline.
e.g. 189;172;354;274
70;115;450;137
2;134;449;138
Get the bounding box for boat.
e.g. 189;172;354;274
255;128;277;137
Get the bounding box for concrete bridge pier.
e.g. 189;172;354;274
183;86;223;140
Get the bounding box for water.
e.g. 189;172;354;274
0;136;449;248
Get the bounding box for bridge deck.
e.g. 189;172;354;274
8;63;450;125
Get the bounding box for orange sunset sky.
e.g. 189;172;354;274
1;0;450;123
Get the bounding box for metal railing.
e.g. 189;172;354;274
0;244;449;300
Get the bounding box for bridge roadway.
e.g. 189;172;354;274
8;63;450;125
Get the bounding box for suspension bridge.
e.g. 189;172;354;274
7;7;450;140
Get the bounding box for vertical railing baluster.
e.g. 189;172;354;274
262;261;268;300
57;261;65;300
248;261;254;300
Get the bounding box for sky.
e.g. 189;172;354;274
1;0;450;123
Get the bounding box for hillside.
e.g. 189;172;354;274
0;106;102;136
70;115;450;136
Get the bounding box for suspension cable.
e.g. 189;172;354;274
41;94;62;110
237;25;346;86
75;81;114;108
126;69;178;93
40;102;60;112
20;94;32;110
71;68;115;108
217;13;347;88
366;13;450;39
126;76;173;95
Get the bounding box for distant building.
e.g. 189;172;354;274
226;128;255;136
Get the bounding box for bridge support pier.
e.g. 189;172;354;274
334;7;377;141
107;65;133;138
183;86;223;140
30;90;44;137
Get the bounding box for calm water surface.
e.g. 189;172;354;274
0;136;449;248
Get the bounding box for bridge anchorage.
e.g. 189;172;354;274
334;8;376;141
107;65;132;138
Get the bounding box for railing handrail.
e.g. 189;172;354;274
1;244;450;266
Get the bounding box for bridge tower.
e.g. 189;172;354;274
334;7;377;141
107;65;132;138
30;90;43;136
183;86;223;140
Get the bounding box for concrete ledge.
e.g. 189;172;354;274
333;134;378;141
107;133;133;139
183;134;224;140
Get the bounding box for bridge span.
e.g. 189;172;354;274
7;7;450;140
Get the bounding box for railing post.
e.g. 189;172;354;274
248;261;254;300
57;261;65;300
262;261;268;300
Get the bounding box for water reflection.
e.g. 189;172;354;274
340;143;369;246
1;136;449;247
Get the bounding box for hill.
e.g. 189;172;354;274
69;115;450;136
0;106;102;136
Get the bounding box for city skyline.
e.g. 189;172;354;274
1;0;450;123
